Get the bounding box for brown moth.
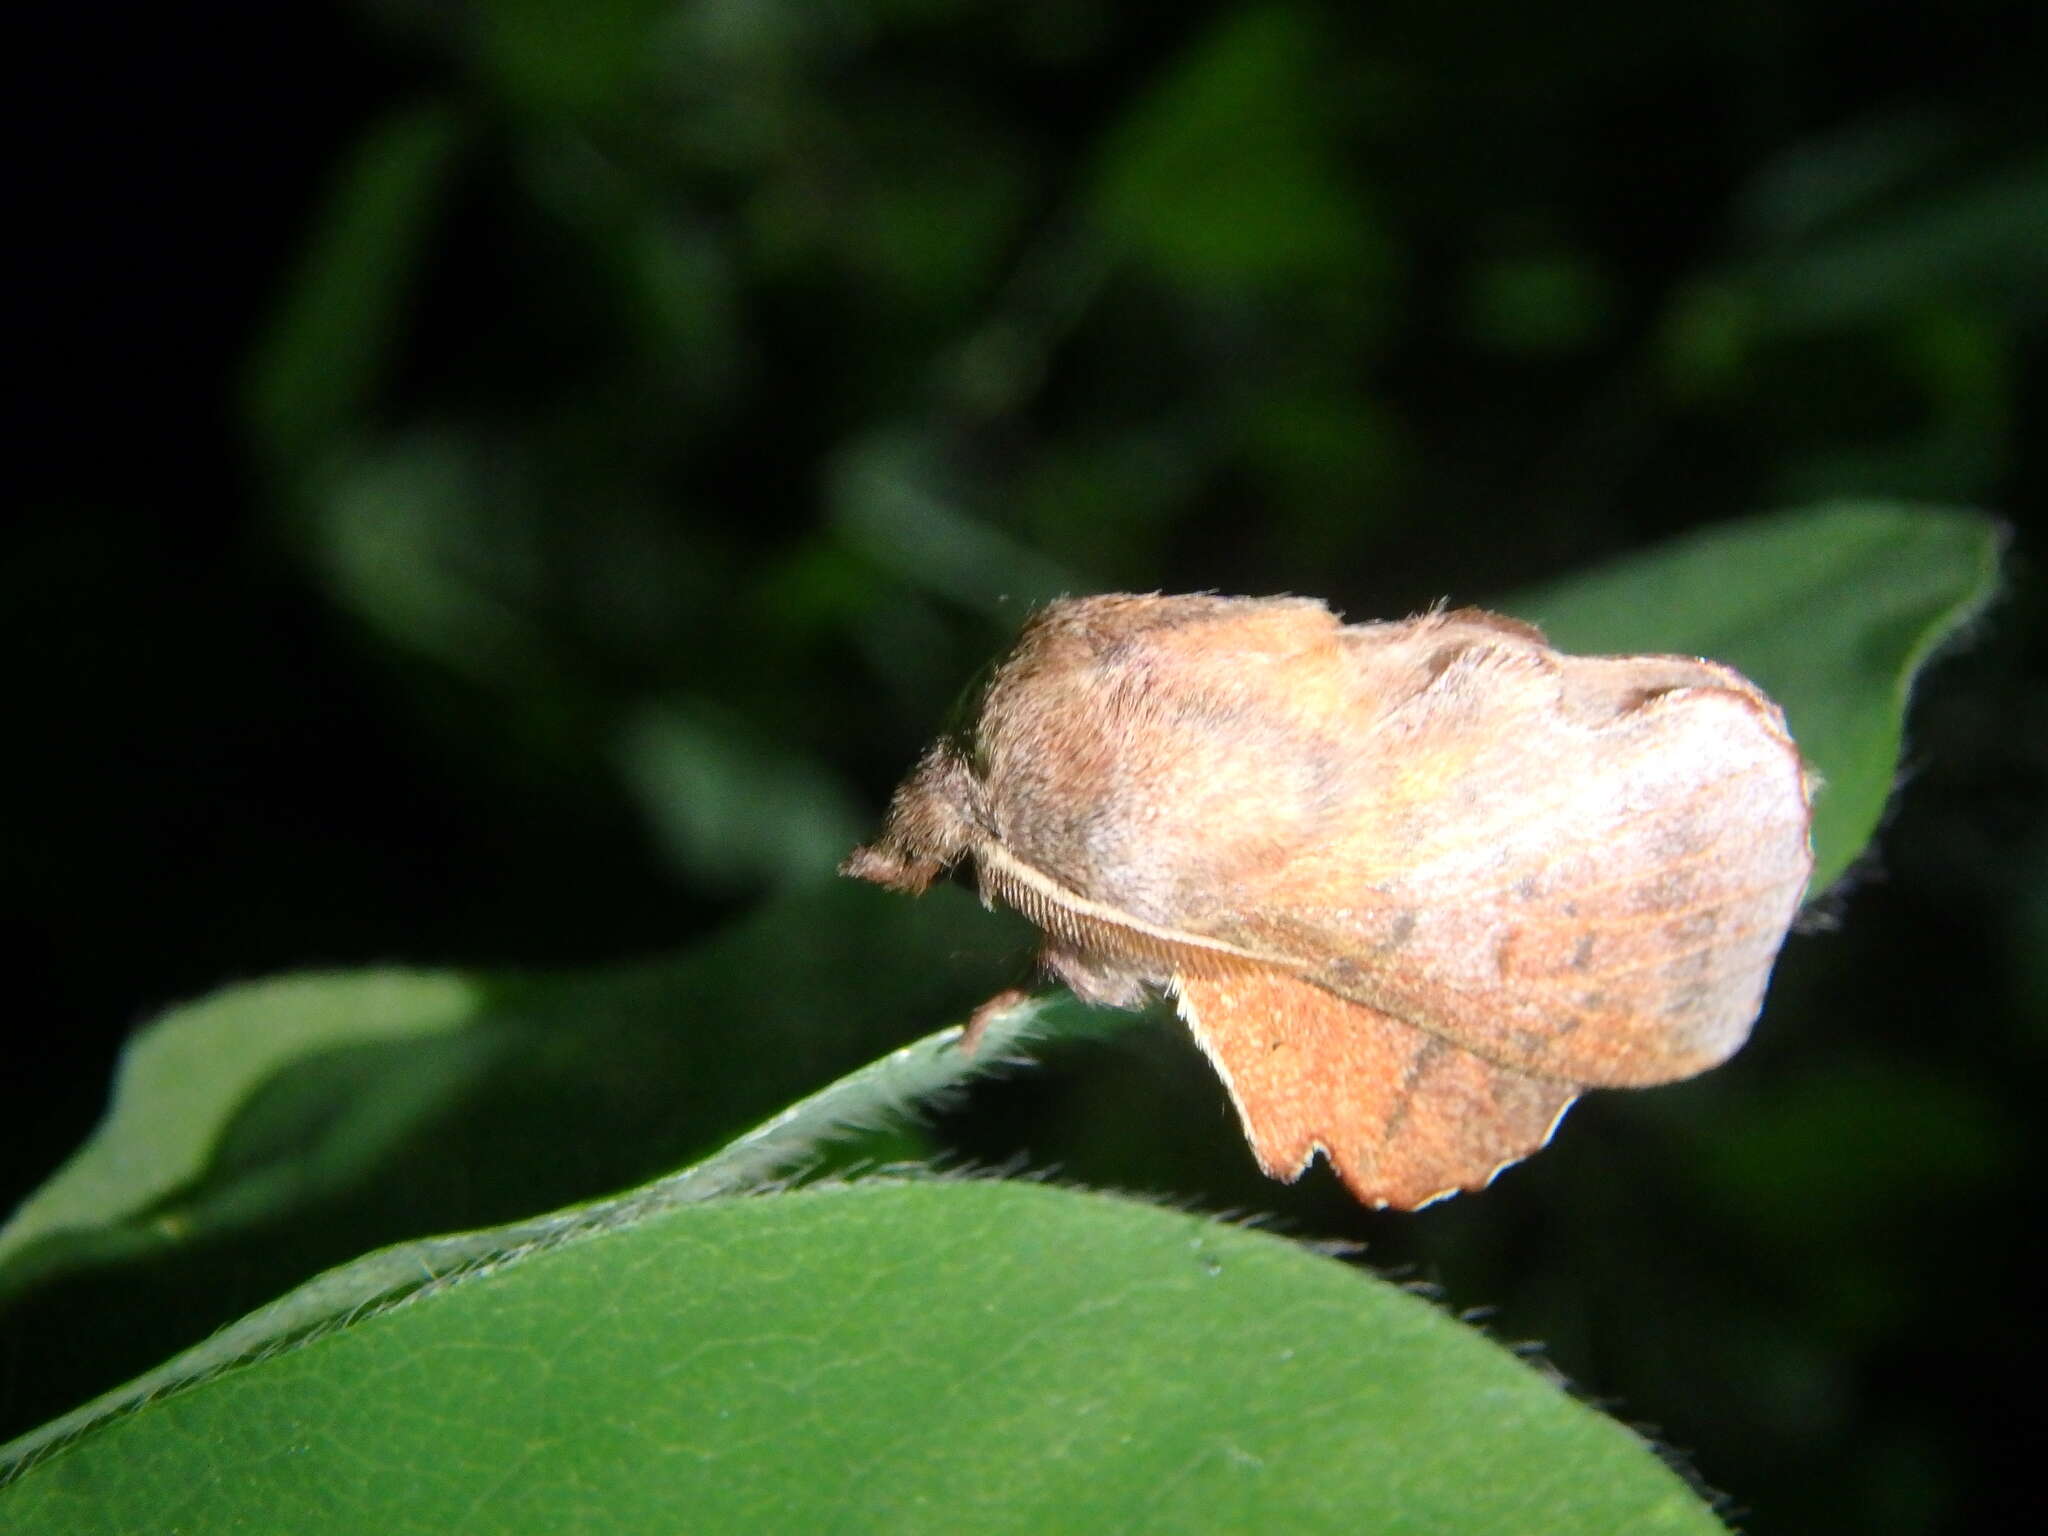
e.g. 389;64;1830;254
842;593;1814;1209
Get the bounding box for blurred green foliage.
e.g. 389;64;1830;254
8;0;2045;1531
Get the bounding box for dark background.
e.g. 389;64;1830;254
10;3;2046;1530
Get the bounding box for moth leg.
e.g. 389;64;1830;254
1040;941;1152;1009
1174;969;1578;1210
958;988;1033;1056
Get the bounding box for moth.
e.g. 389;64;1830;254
843;593;1814;1208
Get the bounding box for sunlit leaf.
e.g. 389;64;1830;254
1;1182;1720;1534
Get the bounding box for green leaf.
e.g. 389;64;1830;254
242;103;467;468
1511;502;2002;894
0;1181;1720;1533
470;0;675;122
0;884;1034;1437
0;998;1096;1474
1090;4;1393;294
0;971;484;1290
1740;153;2048;330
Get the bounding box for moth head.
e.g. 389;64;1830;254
840;742;985;895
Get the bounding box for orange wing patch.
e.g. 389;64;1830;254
1175;969;1578;1209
